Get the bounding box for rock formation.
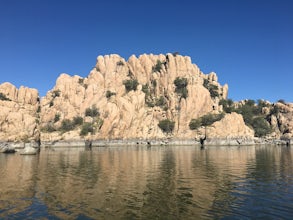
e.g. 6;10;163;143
39;53;238;143
0;83;40;142
0;53;292;146
269;102;293;139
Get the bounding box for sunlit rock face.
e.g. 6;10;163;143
0;83;40;142
39;53;242;142
3;53;277;143
270;102;293;139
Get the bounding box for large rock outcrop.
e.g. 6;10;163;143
1;53;291;145
0;83;40;142
39;53;239;142
204;113;255;145
270;102;293;139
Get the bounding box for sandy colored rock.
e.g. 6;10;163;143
1;53;292;144
39;53;227;142
206;112;254;139
0;83;40;142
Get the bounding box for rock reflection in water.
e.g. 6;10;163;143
0;146;292;219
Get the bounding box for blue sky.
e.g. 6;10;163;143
0;0;292;102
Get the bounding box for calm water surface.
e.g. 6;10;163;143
0;145;292;219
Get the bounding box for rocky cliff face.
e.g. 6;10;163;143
39;53;239;142
0;83;40;142
270;102;293;139
1;53;291;145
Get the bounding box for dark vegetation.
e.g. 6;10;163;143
80;122;94;136
106;90;116;99
221;99;272;137
81;105;103;136
141;82;169;110
85;105;100;117
189;99;274;137
174;77;188;99
189;113;224;130
233;99;271;137
158;119;175;133
42;105;103;136
54;113;60;123
52;90;61;98
203;79;219;98
0;93;11;101
60;116;84;132
123;79;138;92
152;60;164;72
41;123;56;132
117;61;124;66
78;78;84;85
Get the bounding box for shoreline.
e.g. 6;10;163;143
1;137;291;150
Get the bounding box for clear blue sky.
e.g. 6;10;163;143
0;0;292;102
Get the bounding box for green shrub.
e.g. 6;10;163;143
60;119;75;132
116;61;124;66
230;99;274;137
219;99;235;113
152;60;164;72
0;93;11;101
155;96;167;107
49;101;54;107
252;117;271;137
235;101;259;126
123;79;138;92
52;90;61;98
158;119;175;133
254;100;271;115
78;78;84;85
201;113;224;126
127;70;134;78
174;77;188;89
203;79;219;98
41;123;56;132
80;122;94;136
106;90;116;99
73;116;83;126
146;101;155;107
189;113;224;130
54;113;61;123
270;105;280;115
142;84;150;95
189;118;201;130
95;117;104;129
246;99;256;106
85;105;100;117
174;77;188;99
151;80;157;88
257;100;270;108
209;85;219;98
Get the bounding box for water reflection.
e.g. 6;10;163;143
0;146;292;219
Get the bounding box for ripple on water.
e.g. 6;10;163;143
0;145;292;219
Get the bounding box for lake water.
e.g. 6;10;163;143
0;145;292;219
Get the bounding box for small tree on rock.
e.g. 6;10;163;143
158;119;175;133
